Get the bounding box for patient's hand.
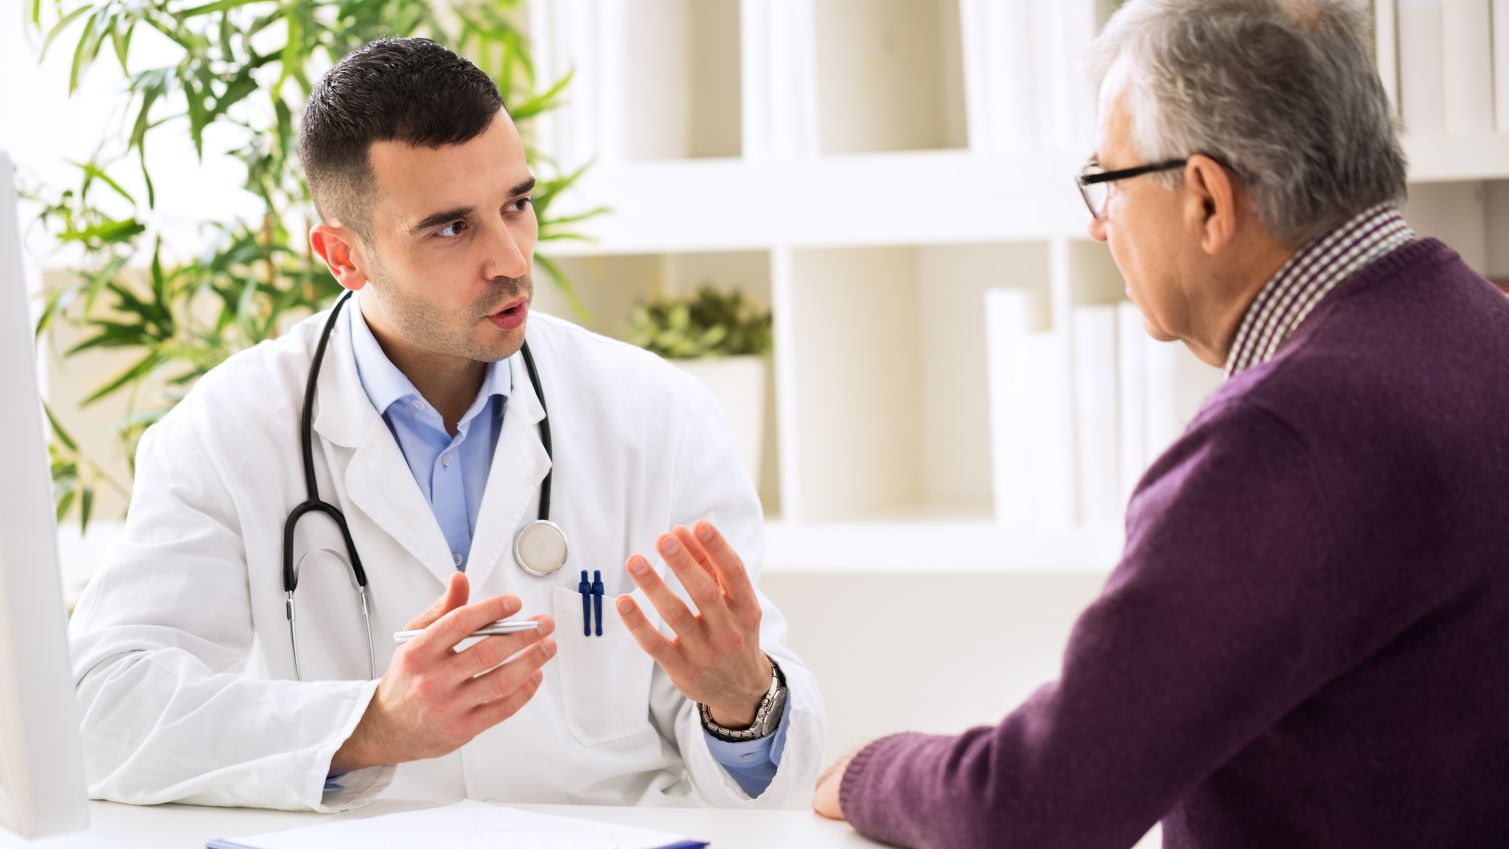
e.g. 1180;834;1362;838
617;521;773;728
330;572;556;774
813;748;860;820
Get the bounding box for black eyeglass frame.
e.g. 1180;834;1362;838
1075;158;1188;219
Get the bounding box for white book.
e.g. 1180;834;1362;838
958;0;993;151
973;0;1040;151
1144;339;1224;465
1032;1;1070;149
1072;305;1120;527
1442;0;1495;133
1397;0;1447;135
985;289;1037;527
1495;0;1509;130
1116;301;1148;504
1024;330;1077;529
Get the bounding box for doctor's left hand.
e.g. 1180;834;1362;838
617;520;773;728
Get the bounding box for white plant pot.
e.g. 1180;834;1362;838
671;355;767;483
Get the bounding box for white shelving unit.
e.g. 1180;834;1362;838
527;0;1509;575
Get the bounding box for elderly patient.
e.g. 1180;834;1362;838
813;1;1509;848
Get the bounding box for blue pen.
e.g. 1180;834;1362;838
592;569;605;637
578;570;591;637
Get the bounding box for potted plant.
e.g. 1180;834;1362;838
627;286;773;481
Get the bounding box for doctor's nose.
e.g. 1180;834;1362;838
481;223;531;281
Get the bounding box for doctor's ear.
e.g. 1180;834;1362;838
310;223;370;292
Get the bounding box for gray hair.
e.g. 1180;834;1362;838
1088;0;1407;246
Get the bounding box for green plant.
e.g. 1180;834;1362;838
25;0;606;531
627;286;773;360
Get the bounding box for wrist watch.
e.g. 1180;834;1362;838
699;656;788;742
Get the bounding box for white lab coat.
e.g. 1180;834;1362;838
67;308;826;812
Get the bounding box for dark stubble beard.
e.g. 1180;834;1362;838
365;257;532;364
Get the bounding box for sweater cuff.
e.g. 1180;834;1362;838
840;732;925;837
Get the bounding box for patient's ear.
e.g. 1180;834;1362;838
310;223;369;292
1182;155;1239;257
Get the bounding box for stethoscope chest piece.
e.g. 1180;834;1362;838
514;519;568;576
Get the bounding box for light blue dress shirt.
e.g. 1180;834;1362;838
346;305;786;796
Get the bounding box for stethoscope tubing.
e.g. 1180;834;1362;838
283;291;558;681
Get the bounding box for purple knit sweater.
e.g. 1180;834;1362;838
841;239;1509;849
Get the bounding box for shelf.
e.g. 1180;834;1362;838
775;241;1052;524
543;149;1091;255
532;249;781;513
1403;132;1509;182
530;0;742;164
762;518;1124;574
810;0;968;155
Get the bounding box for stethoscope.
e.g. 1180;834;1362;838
283;290;568;680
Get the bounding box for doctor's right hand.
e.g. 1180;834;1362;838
329;572;556;774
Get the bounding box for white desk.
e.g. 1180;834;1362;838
1;800;882;848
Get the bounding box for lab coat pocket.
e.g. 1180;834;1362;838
550;585;658;745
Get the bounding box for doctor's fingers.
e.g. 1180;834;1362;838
459;640;556;707
463;670;546;737
405;571;471;630
686;522;760;620
658;532;737;631
615;594;682;671
625;554;705;638
451;615;555;681
408;594;523;658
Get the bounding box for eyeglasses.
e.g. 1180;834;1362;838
1075;158;1188;220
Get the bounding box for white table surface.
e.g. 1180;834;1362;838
1;799;884;848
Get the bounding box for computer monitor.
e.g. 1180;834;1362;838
0;151;89;837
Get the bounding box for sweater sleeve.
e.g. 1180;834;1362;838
839;401;1378;849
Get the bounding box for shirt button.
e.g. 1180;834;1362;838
441;452;453;467
741;753;756;763
452;553;463;567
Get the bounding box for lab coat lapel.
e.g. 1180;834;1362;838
463;349;551;593
310;304;457;590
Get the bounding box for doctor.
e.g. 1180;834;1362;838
68;37;825;812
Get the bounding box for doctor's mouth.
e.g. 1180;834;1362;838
487;296;528;331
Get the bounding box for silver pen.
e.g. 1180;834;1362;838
392;619;541;644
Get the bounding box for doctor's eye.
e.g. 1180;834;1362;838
505;197;533;215
436;220;469;239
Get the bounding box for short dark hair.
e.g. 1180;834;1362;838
299;38;504;238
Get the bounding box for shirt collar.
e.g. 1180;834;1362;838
346;297;512;421
1224;204;1415;378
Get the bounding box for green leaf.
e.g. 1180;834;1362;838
273;98;292;163
79;486;94;534
68;160;135;204
83;351;164;406
65;320;150;355
275;9;301;96
68;10;102;94
41;5;91;62
508;70;572;122
139;146;155;208
533;253;590;323
43;405;79;452
184;74;207;159
210;68;257;121
177;0;261;19
64;217;146;244
55;488;76;523
105;13;132;74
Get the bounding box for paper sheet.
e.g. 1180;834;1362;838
208;800;707;849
